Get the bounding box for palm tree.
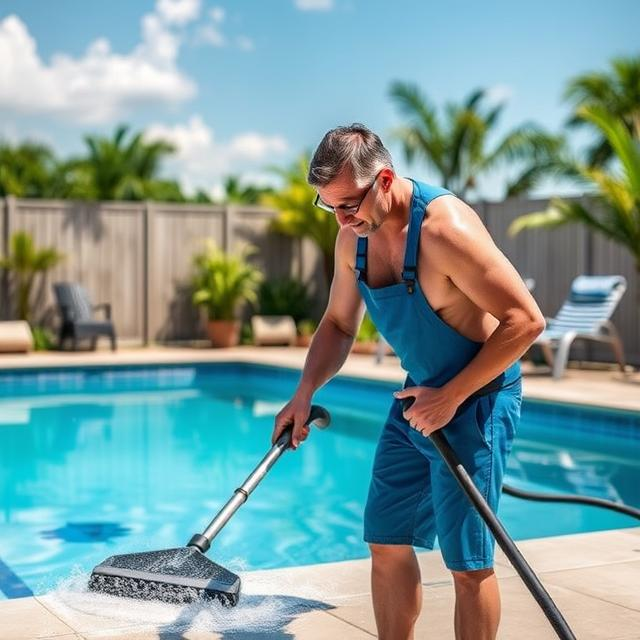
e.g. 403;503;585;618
262;154;338;288
67;125;179;200
509;106;640;278
222;175;274;204
0;231;65;321
388;83;566;199
565;55;640;167
0;142;59;198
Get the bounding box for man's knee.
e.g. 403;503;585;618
451;567;496;592
369;542;414;562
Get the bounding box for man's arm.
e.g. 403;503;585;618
272;227;365;447
297;229;365;397
430;197;545;403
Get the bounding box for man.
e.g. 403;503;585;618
272;123;545;640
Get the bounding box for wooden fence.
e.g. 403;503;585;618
1;195;637;364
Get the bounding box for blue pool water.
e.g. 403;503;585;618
0;362;638;599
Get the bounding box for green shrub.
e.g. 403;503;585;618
356;312;379;342
258;278;311;322
296;318;318;336
31;326;55;351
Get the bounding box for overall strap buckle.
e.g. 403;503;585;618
355;237;368;283
402;266;416;294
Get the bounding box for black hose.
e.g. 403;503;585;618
502;484;640;519
401;398;576;640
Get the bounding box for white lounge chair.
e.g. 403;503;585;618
251;315;297;346
0;321;34;353
535;275;627;379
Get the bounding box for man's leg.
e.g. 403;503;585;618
370;543;422;640
452;568;500;640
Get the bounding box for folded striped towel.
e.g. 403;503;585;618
569;275;626;302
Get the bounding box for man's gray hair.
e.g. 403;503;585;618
308;123;394;188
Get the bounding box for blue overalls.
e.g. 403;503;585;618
358;179;522;571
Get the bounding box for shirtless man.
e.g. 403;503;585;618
272;123;545;640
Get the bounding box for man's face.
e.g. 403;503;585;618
316;169;391;236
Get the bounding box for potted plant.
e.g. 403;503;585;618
192;240;263;348
296;318;317;347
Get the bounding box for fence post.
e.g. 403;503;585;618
224;205;236;252
1;196;16;318
143;200;153;346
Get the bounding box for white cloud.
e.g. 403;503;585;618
197;24;226;47
209;7;225;23
0;8;196;124
156;0;202;25
485;84;513;106
228;133;288;160
236;36;255;52
196;6;252;51
144;116;289;195
294;0;334;10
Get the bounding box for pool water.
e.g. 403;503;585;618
0;363;638;598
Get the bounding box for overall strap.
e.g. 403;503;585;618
355;236;368;283
402;180;453;294
401;182;428;294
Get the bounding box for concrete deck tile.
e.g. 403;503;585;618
326;573;640;640
497;575;640;640
494;529;640;573
36;593;157;637
543;559;640;611
0;596;76;639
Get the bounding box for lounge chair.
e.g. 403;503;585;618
53;282;117;351
251;315;297;346
535;275;627;379
0;321;34;353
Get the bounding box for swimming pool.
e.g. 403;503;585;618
0;362;638;598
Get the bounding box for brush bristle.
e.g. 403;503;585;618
88;573;238;606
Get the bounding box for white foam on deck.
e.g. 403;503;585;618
43;563;343;635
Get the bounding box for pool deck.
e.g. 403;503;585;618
0;346;638;639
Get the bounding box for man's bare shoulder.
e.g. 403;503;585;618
336;226;358;270
422;195;491;253
419;195;498;279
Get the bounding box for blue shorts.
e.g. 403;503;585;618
363;376;522;572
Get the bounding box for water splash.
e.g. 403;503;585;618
43;562;344;636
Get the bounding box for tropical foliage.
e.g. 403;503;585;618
388;83;567;198
0;126;210;202
191;240;264;320
0;231;65;321
509;106;640;274
0;143;60;198
222;175;274;204
258;277;311;322
62;125;178;201
356;312;379;342
262;154;338;286
564;55;640;167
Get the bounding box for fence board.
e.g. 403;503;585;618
1;196;636;365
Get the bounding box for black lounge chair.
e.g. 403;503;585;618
53;282;117;351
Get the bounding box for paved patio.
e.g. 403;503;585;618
0;346;638;638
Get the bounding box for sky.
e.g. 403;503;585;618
1;0;639;200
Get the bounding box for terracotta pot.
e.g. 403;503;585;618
206;320;241;348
